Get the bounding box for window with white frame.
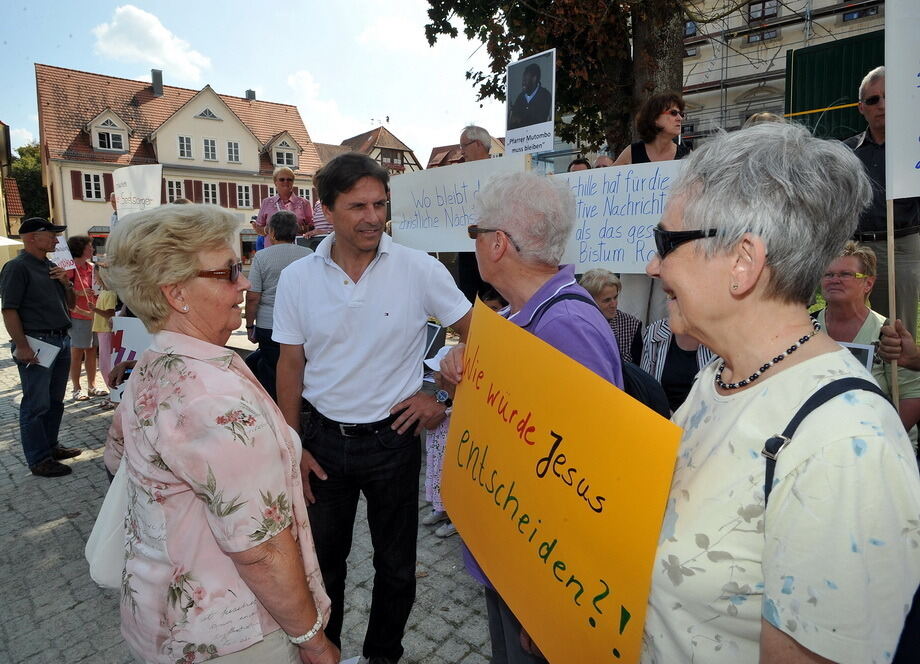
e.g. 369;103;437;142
843;5;878;21
267;185;277;198
227;141;240;163
685;21;697;37
166;180;184;202
748;0;777;21
83;173;103;200
178;136;192;159
684;46;699;57
196;108;220;120
747;28;778;43
275;150;295;166
237;184;252;208
203;182;218;205
203;138;217;161
98;131;125;151
297;187;310;201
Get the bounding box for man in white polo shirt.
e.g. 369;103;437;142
273;153;472;664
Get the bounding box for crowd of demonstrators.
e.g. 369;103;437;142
101;204;338;664
91;263;117;410
579;268;643;363
272;153;472;664
253;166;313;247
844;66;920;338
244;210;312;401
439;171;623;663
817;241;920;442
641;121;920;663
0;218;80;477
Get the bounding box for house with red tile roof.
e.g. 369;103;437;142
335;126;423;174
35;64;321;256
0;120;25;268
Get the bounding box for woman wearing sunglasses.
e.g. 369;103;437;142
612;91;689;167
254;166;314;247
816;241;920;441
641;123;920;663
102;205;338;664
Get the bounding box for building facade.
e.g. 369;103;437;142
682;0;883;139
35;64;321;257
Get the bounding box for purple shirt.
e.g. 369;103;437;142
463;264;624;585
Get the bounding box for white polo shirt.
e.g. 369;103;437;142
272;233;471;423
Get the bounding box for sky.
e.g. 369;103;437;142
0;1;508;164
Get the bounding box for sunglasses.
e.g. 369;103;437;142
822;271;868;281
198;261;244;283
276;177;294;182
467;224;522;252
861;94;884;106
653;226;717;258
665;109;686;118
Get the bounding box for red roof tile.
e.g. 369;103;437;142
4;178;24;217
314;142;351;165
35;64;321;176
340;126;415;154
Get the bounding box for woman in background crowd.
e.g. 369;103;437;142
640;317;715;414
103;204;336;664
641;121;920;662
253;166;313;246
580;268;643;363
67;235;105;401
817;241;920;441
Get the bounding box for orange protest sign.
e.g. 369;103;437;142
442;300;682;663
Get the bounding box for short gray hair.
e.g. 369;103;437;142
461;125;491;152
476;172;575;265
269;210;298;242
673;122;872;304
579;269;621;297
858;66;885;101
105;204;240;332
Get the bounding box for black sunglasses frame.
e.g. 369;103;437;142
467;224;522;252
861;94;884;106
653;226;718;258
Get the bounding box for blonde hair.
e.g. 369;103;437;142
579;269;622;297
273;166;295;182
838;240;877;277
105;204;240;332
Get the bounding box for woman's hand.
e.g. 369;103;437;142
297;632;340;664
439;343;466;385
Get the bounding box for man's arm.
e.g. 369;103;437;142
451;308;473;342
50;266;76;308
245;291;261;341
277;343;306;434
2;308;36;364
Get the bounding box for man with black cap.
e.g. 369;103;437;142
1;217;81;477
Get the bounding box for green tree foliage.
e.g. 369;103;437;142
425;0;685;153
11;142;49;220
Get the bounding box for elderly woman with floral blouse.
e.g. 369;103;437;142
103;205;337;664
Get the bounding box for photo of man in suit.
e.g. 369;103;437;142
508;62;552;130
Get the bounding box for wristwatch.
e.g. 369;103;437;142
435;389;453;410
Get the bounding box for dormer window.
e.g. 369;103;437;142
98;131;124;151
275;150;295;166
196;108;220;120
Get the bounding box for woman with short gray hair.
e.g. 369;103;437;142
641;122;920;663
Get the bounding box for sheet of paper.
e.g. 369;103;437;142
24;335;61;369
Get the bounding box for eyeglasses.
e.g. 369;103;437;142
822;271;869;281
276;177;294;182
664;109;686;118
653;226;717;258
861;94;884;106
467;224;522;252
198;262;244;283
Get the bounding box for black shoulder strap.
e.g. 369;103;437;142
522;292;599;331
762;377;888;505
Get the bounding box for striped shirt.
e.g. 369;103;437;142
248;242;313;329
312;200;334;235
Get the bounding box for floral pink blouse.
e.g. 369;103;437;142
104;331;329;664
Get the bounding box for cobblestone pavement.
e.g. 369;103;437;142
0;321;490;664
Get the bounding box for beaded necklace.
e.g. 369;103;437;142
715;319;821;390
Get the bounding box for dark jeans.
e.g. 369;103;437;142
302;411;421;661
12;334;71;467
484;587;547;663
247;326;279;401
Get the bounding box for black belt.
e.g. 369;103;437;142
303;400;399;438
24;328;69;336
853;227;920;242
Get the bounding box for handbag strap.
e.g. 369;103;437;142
762;377;887;505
